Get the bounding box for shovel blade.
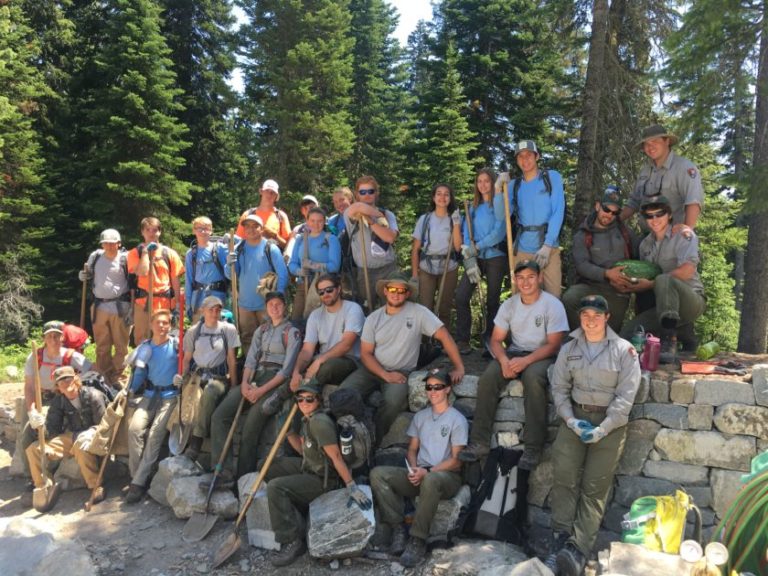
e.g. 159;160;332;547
211;530;241;569
32;480;61;513
168;422;191;455
182;510;219;543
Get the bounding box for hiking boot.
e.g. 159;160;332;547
457;341;473;356
125;483;145;504
261;386;290;416
91;486;106;505
270;538;306;567
677;323;698;352
544;530;569;571
659;330;678;365
184;435;203;462
198;469;235;492
399;536;427;567
519;446;542;471
458;443;490;463
390;524;408;556
556;542;586;576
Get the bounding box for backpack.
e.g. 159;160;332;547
457;446;527;544
327;388;373;473
37;347;74;371
88;248;129;295
236;237;278;274
621;489;702;554
584;213;633;259
418;213;459;264
189;239;229;289
60;324;89;352
80;370;119;402
128;244;172;291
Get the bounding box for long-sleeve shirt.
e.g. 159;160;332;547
288;231;342;284
225;238;289;311
462;202;506;260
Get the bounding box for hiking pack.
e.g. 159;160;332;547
189;319;230;376
327;388;373;473
418;212;459;268
80;371;120;402
621;489;702;554
87;248;130;299
189;240;229;293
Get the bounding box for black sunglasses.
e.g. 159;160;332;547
295;395;318;404
600;204;620;216
358;188;376;196
642;210;667;220
317;286;337;296
425;384;448;391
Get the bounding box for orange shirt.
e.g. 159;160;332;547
127;244;185;304
236;206;292;243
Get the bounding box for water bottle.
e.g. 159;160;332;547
696;341;721;361
641;333;661;372
630;325;646;354
340;426;354;458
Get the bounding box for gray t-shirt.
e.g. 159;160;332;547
90;251;129;315
184;320;241;368
362;301;443;372
413;212;458;274
343;208;399;269
494;292;569;353
25;348;91;392
244;319;302;378
304;300;365;359
407;406;468;468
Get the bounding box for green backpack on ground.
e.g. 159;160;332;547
621;489;701;554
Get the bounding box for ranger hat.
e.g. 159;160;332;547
261;179;280;199
514;140;539;156
43;320;65;335
640;194;672;212
579;294;609;314
53;365;77;383
376;271;418;301
638;124;679;148
600;185;623;209
513;259;541;275
201;295;224;309
99;228;121;244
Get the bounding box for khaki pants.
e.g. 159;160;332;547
128;396;177;486
238;308;266;355
133;296;174;343
26;432;100;489
514;249;562;297
418;267;458;330
93;307;130;385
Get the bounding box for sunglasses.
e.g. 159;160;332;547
600;204;620;216
642;210;668;220
384;286;408;294
295;395;318;404
317;286;337;296
358;188;376;196
425;384;448;391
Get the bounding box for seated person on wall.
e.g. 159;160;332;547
370;368;468;567
459;260;568;471
286;273;365;397
339;272;465;442
618;195;705;364
265;380;372;568
21;321;92;481
177;295;240;462
545;295;641;576
25;366;107;509
125;309;180;504
207;292;301;486
562;186;639;334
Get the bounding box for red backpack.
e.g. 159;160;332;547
61;324;89;352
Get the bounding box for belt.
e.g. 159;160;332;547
192;280;228;292
578;403;607;413
260;362;282;369
135;288;174;299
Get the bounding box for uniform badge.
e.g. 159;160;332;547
535;315;544;327
567;355;582;361
687;168;697;179
305;439;313;449
629;347;637;358
406;317;414;329
441;425;449;437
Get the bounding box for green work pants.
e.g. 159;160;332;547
370;466;462;540
340;365;408;442
469;357;553;451
550;406;627;556
562;283;630;334
315;356;359;387
192;374;228;439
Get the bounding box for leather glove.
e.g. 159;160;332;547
451;209;462;227
461;244;478;260
173;374;184;388
28;408;45;430
566;418;593;437
534;245;552;268
226;251;238;267
146;242;158;253
346;481;372;511
495;171;511;194
78;268;92;282
581;425;606;444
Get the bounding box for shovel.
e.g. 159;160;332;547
85;390;128;511
30;341;60;513
358;218;373;312
183;395;246;542
212;402;298;568
169;289;189;455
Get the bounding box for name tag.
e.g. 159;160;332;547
567;355;582;361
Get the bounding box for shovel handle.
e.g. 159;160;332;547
358;221;372;312
501;180;516;293
229;229;239;333
234;402;299;529
30;341;50;483
85;391;128;511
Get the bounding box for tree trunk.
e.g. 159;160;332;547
573;0;610;231
738;0;768;353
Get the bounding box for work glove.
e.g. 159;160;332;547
74;427;96;452
463;251;481;285
299;261;312;277
580;426;606;444
226;251;238;267
566;418;593;437
495;171;511;194
28;408;45;430
451;209;462;227
346;481;372;511
146;242;159;253
374;216;389;228
534;244;553;269
461;244;478;260
78;268;92;282
173;374;184;388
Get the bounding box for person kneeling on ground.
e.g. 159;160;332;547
25;366;107;509
370;368;468;567
265;380;372;567
545;295;640;576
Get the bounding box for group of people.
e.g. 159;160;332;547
20;124;705;575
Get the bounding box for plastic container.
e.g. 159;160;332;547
641;333;661;372
696;341;721;361
631;325;646;354
340;426;353;457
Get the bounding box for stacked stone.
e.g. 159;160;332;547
0;398;20;443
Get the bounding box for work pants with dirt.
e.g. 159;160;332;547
550;405;627;556
210;369;279;478
133;296;174;344
191;373;228;439
514;249;562;297
237;308;266;355
128;395;177;486
455;255;507;345
93;306;130;385
313;357;358;388
470;358;553;451
620;274;705;340
562;283;630;334
265;457;340;544
340;365;408;442
26;431;100;489
417;267;458;330
370;466;462;540
355;262;399;313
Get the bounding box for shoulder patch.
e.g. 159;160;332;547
687;168;697;179
628;347;637;358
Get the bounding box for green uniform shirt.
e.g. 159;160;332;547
300;411;338;477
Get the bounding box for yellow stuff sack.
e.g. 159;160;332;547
621;489;699;554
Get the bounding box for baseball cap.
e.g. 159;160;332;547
579;294;609;314
424;368;451;387
54;365;77;383
243;214;264;227
640;194;671;211
296;378;321;396
514;140;539;156
201;295;224;309
513;259;541;274
99;229;121;244
600;185;623;208
265;291;286;304
261;179;280;197
301;194;319;206
43;321;64;335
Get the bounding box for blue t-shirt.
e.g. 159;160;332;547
129;338;180;399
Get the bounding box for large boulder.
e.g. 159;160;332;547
166;474;238;519
616;419;661;476
694;379;754;405
752;364;768;407
713;403;768;439
148;455;201;506
307;485;375;559
653;429;755;471
606;541;693;576
427;539;528;575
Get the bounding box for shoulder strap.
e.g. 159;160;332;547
63;349;74;366
618;222;633;259
264;240;276;273
420;213;431;253
190;241;198;281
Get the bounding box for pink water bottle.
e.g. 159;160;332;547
641;333;661;371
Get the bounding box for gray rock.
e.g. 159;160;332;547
454;397;477;418
694;379;755;406
607;542;693;576
53;457;87;490
407;370;430;412
669;379;695;404
527;450;553;507
650;378;669;403
642;461;708;485
629;404;644;421
428;539;527;575
452;374;480;398
642;403;688;429
479;557;554;576
752;364;768;407
616;419;661;476
687;404;713;430
497;397;526;422
653;429;755;471
380;412;413;448
635;371;650;404
710;469;745;518
713;403;768;439
307;485;375;559
166;474;238;519
5;365;19;380
421;485;471;543
684;485;712;508
613;475;677;508
148;455;201;506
